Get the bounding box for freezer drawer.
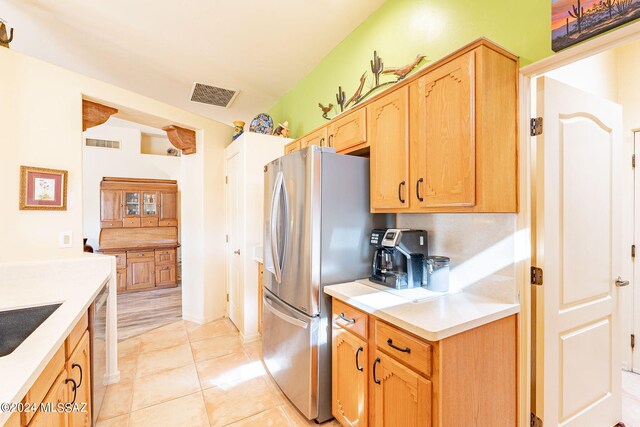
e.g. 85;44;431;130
262;289;319;419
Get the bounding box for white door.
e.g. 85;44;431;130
226;152;243;329
534;77;624;426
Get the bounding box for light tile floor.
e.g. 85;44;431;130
97;318;340;427
623;371;640;426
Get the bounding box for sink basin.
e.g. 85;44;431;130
0;303;62;357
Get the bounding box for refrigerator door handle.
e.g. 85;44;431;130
270;172;284;283
264;295;309;329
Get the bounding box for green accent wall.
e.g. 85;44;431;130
268;0;553;138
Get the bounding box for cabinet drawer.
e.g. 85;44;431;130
101;220;122;228
375;320;432;377
155;264;177;286
155;249;176;265
128;250;154;260
141;217;159;227
159;219;178;227
332;299;368;340
123;217;141;228
65;312;88;357
22;345;65;425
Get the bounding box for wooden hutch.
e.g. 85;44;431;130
98;177;179;293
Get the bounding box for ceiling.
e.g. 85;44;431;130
1;0;385;126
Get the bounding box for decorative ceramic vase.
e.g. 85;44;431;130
249;113;274;134
232;121;245;141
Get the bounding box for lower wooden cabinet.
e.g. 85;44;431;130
102;247;178;293
116;269;126;293
331;300;517;427
155;265;176;287
28;371;69;427
6;412;20;427
373;351;432;427
332;327;368;427
127;253;156;291
66;332;91;427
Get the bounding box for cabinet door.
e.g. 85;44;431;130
142;191;158;217
332;327;368;427
159;192;178;226
124;191;141;217
67;332;91;427
328;109;367;153
29;371;69;427
285;140;301;154
127;254;156;291
373;351;431;427
410;51;476;208
116;269;127;293
368;86;410;210
155;265;176;287
100;190;123;227
300;127;328;148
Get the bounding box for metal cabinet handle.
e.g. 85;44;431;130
339;313;356;323
355;346;364;372
65;378;78;404
615;276;630;287
387;338;411;353
328;134;334;147
234;249;241;255
138;253;144;257
398;181;406;204
72;363;83;387
416;178;424;202
373;357;381;384
319;137;325;146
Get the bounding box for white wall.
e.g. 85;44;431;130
82;121;181;250
0;47;233;323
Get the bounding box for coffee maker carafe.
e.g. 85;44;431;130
370;228;428;289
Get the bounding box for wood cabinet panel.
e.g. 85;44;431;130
410;51;475;208
66;332;91;427
28;371;69;427
155;248;176;265
300;127;328;148
285;140;301;154
5;412;19;427
65;314;88;359
332;327;368;427
159;192;178;226
373;350;432;427
328;109;367;153
100;190;123;226
22;346;65;425
127;255;156;290
116;269;127;293
368;86;410;210
112;252;126;268
375;320;433;378
332;299;368;340
155;265;176;287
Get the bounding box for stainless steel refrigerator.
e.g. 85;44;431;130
262;146;387;422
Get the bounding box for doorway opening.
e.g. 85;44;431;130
82;113;183;341
528;36;640;426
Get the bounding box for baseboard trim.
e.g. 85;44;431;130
104;371;121;385
182;312;225;325
241;332;261;344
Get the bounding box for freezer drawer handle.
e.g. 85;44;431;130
387;338;411;353
355;346;364;372
338;313;356;324
264;297;309;329
373;357;381;384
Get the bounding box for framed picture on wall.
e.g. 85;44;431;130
19;166;68;210
552;0;640;52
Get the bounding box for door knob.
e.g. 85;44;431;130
615;276;630;287
233;249;241;255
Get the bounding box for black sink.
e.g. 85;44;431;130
0;303;62;357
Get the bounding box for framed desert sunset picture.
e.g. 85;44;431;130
20;166;68;210
553;0;640;51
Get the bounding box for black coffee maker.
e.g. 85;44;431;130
369;228;428;289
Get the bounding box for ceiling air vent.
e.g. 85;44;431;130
190;83;238;107
85;138;120;149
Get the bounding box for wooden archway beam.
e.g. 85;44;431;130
162;125;196;155
82;100;118;131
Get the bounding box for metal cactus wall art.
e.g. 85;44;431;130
319;50;427;120
0;19;14;48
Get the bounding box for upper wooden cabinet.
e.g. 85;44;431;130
284;140;301;154
411;51;476;208
300;126;328;148
368;86;410;210
328;108;368;153
159;191;178;226
290;39;518;213
100;189;123;228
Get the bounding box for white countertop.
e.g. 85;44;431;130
0;255;114;425
324;280;520;342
